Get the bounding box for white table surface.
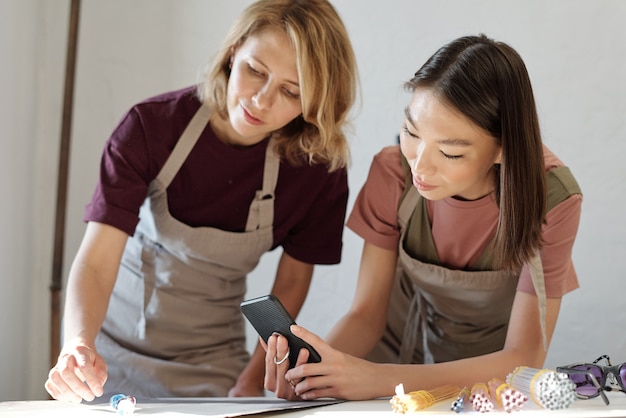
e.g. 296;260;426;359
1;392;626;417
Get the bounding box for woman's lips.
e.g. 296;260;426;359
241;105;263;125
414;178;436;191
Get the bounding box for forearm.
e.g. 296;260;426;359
359;347;544;399
268;252;313;318
325;310;384;358
326;242;396;357
63;264;115;346
62;222;127;347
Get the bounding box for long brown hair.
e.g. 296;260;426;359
198;0;358;171
405;34;545;271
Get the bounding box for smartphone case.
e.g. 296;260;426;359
240;294;321;368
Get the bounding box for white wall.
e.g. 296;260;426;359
2;0;625;401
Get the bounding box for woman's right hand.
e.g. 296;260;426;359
45;338;108;403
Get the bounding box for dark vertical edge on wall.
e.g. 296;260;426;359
51;0;81;369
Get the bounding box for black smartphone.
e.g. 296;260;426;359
240;294;321;368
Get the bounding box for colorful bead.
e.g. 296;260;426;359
109;394;136;416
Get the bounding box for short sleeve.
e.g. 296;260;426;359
346;146;405;251
84;108;155;236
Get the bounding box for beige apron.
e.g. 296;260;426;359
367;163;580;365
97;103;279;397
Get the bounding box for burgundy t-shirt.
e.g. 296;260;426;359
84;86;348;265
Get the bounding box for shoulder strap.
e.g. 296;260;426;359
156;103;212;187
398;155;417;230
398;155;440;263
545;166;582;212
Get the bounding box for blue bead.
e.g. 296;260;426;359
109;394;136;415
109;394;127;408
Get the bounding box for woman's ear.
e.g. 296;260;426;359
229;42;241;69
494;147;502;165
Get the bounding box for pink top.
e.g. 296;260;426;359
346;145;582;297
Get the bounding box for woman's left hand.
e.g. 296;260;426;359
267;325;381;401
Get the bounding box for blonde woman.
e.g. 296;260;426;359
45;0;357;401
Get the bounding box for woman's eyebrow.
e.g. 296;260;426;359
404;106;417;129
438;138;472;146
251;56;300;88
403;106;472;146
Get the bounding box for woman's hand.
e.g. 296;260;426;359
228;382;265;397
45;338;108;403
266;325;382;401
264;333;309;400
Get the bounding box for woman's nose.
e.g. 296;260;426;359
252;84;275;109
413;145;435;175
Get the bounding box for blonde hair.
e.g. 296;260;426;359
198;0;358;171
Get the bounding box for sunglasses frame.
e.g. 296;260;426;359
557;355;626;406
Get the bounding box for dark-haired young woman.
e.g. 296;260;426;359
266;34;582;401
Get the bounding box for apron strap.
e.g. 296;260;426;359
527;251;548;351
156;103;212;187
398;186;418;229
397;168;426;363
245;137;280;231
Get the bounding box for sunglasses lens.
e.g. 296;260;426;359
620;365;626;389
569;365;604;396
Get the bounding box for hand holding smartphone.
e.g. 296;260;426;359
240;294;321;369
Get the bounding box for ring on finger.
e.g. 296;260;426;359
273;350;290;365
